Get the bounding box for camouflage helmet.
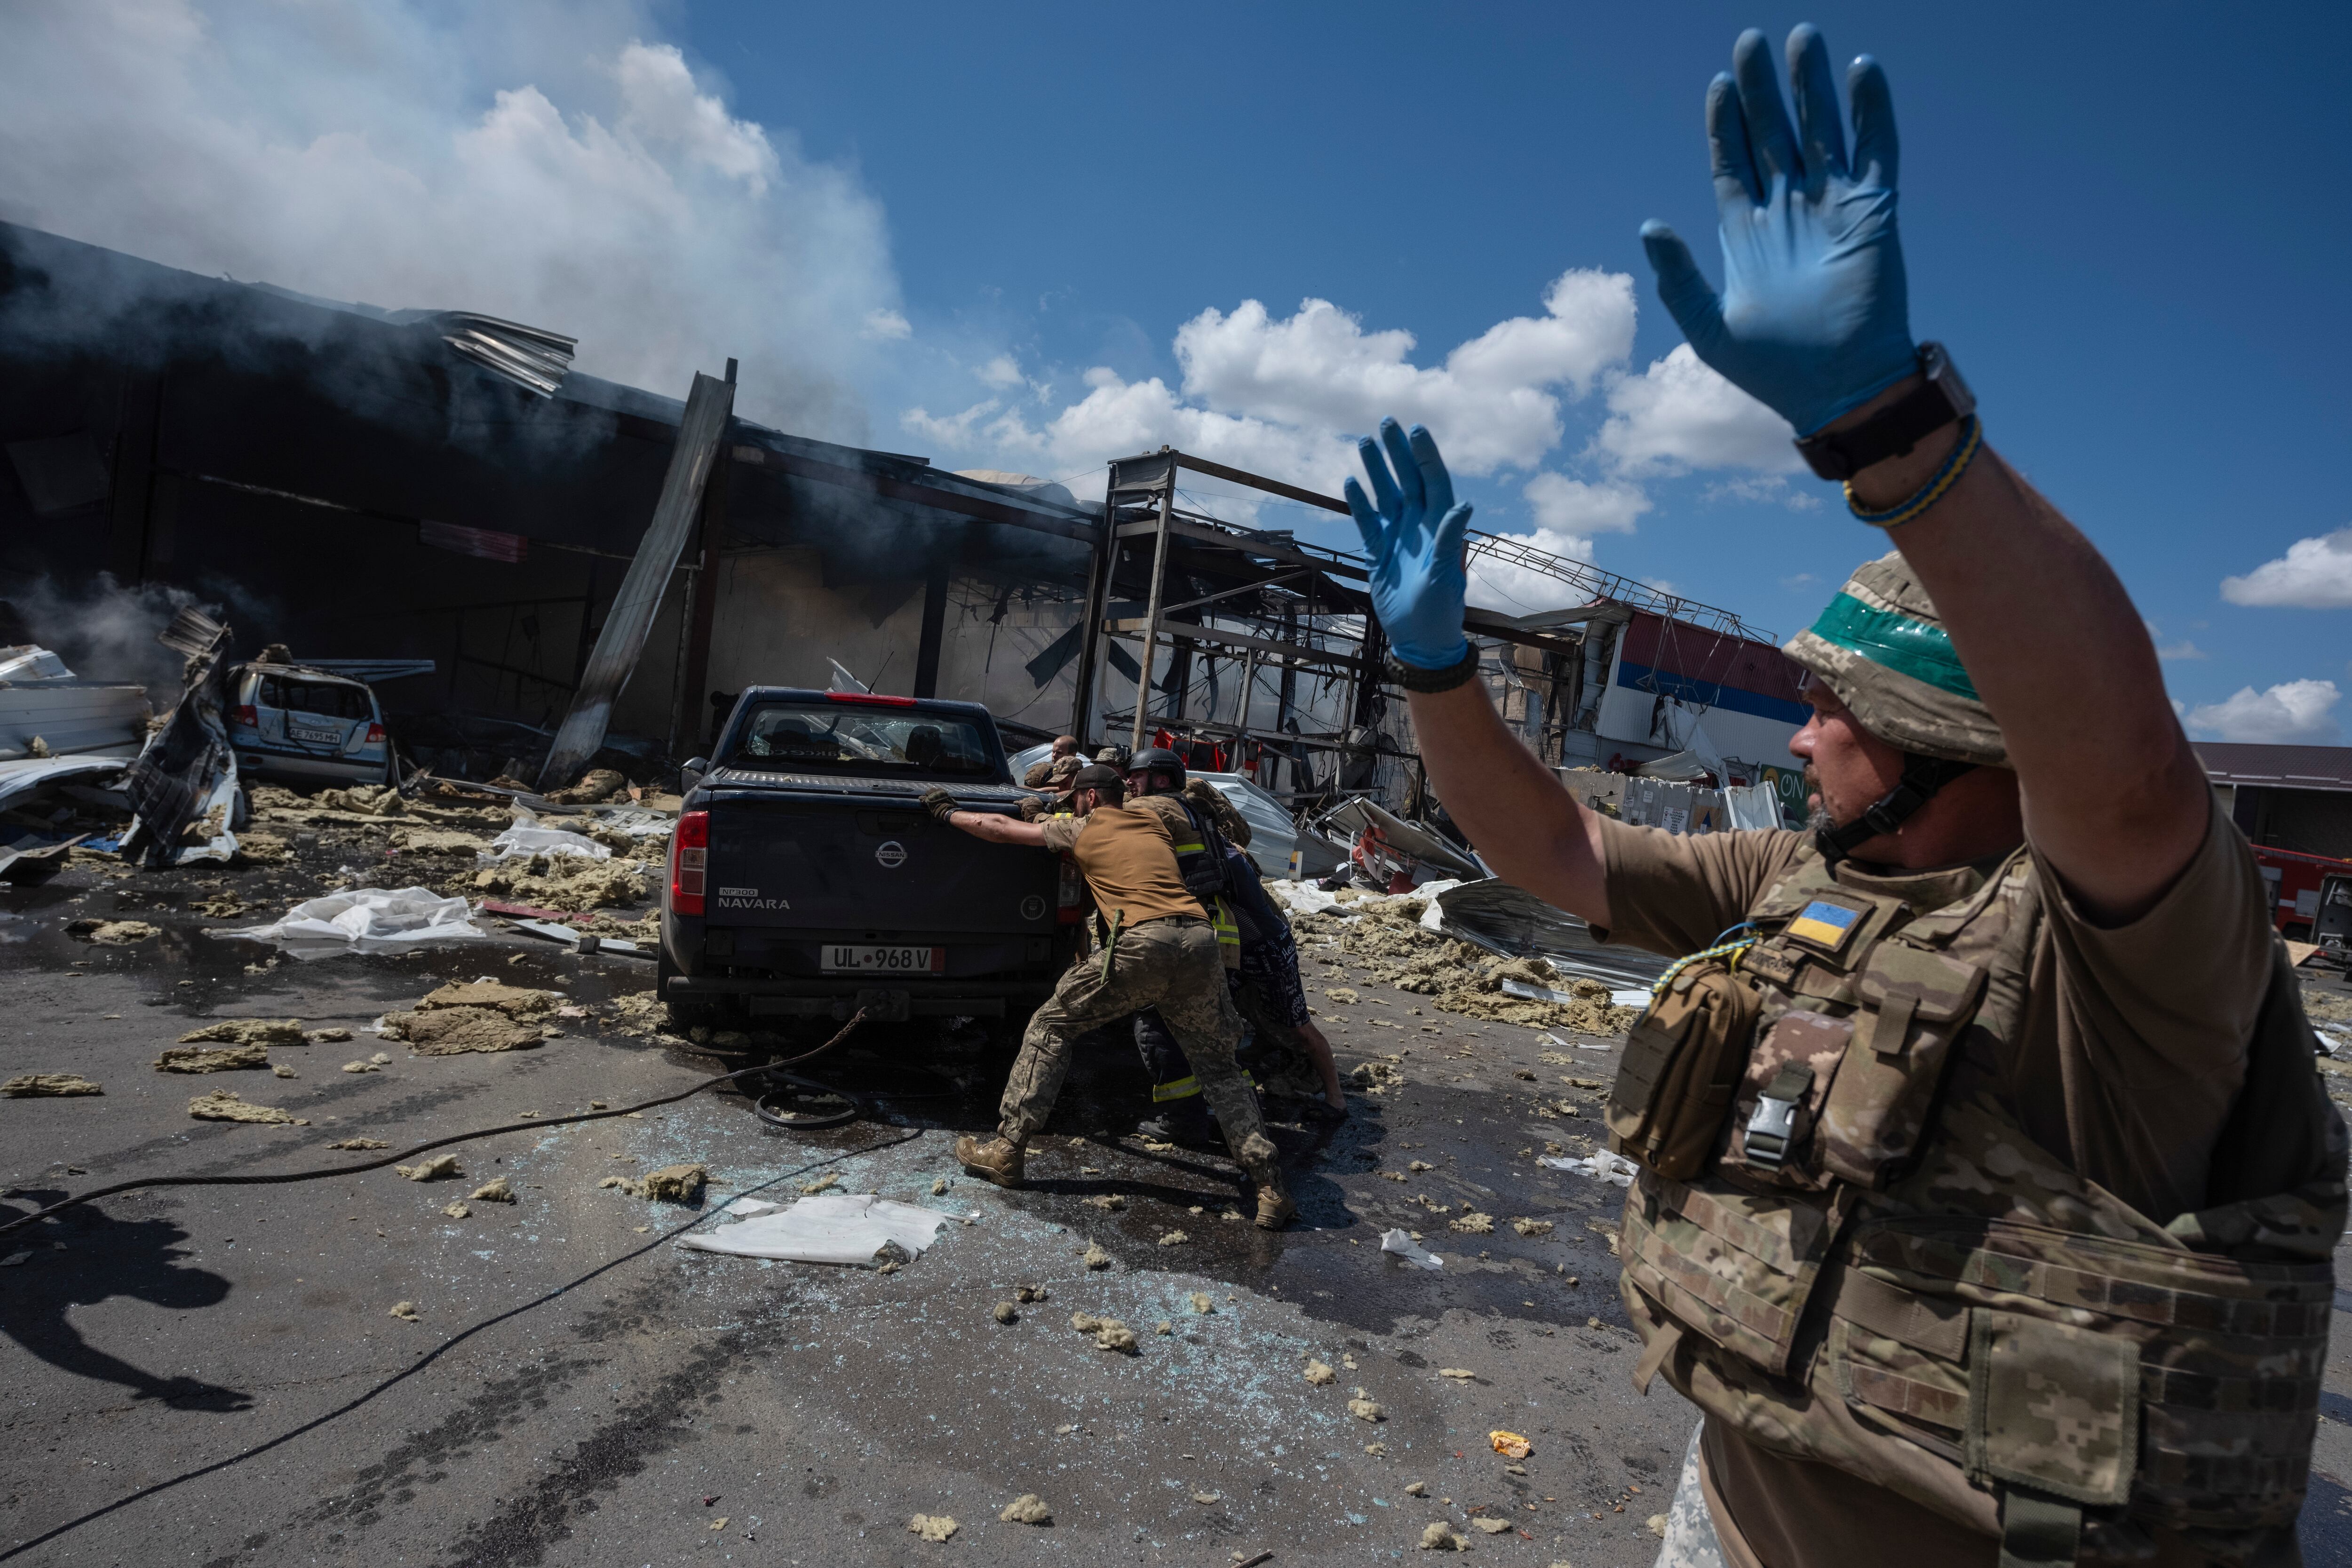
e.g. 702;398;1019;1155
1783;551;2007;769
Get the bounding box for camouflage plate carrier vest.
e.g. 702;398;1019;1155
1608;842;2346;1567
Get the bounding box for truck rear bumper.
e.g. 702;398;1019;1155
661;974;1047;1023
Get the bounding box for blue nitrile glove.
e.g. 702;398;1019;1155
1343;418;1474;671
1638;24;1915;437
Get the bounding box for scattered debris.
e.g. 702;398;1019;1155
1156;1321;1173;1335
1489;1431;1532;1460
1081;1243;1112;1270
388;1300;421;1321
1405;1481;1427;1496
188;1089;300;1124
998;1495;1052;1526
1407;1159;1434;1172
1188;1291;1214;1314
1365;1442;1389;1457
679;1194;958;1266
442;1201;470;1219
931;1177;949;1195
799;1172;842;1195
1379;1228;1444;1271
223;887;485;953
271;1063;298;1078
1541;1151;1637;1187
1647;1513;1669;1538
1158;1230;1189;1246
1303;1360;1337;1386
342;1059;382;1074
309;1026;353;1043
641;1163;707;1202
1351;1060;1405;1095
1081;1193;1125;1210
1348;1391;1385;1423
67;918;159;945
1510;1218;1555;1237
153;1043;270;1074
382;981;555;1055
1448;1211;1495;1235
993;1301;1020;1325
1192;1491;1222;1505
1325;987;1360;1004
1438;1367;1477;1380
3;1073;102;1097
395;1154;463;1181
1017;1284;1050;1303
178;1018;309;1047
470;1177;515;1203
1418;1521;1466;1551
327;1137;390;1150
907;1514;957;1544
1470;1518;1513;1535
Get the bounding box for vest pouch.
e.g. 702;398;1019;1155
1605;960;1761;1182
1831;1214;2333;1536
1621;1173;1851;1378
1719;1009;1851;1191
1816;944;1986;1188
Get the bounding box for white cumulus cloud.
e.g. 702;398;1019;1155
1169;269;1636;477
1594;344;1801;475
2182;680;2342;744
0;0;907;441
2220;528;2352;609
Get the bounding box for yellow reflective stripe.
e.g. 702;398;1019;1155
1172;839;1205;853
1212;896;1240;947
1151;1075;1202;1102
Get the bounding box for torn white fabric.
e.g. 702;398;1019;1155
1378;1227;1444;1271
679;1193;963;1266
480;811;610;862
222;887;485;955
723;1197;784;1218
1541;1151;1638;1187
1612;988;1653;1009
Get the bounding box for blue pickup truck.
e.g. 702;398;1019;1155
659;688;1084;1030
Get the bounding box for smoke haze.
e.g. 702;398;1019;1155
0;0;906;444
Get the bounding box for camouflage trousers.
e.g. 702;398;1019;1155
998;916;1279;1183
1652;1422;1724;1568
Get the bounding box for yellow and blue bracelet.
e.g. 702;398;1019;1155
1845;414;1982;528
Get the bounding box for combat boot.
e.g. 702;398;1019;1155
954;1134;1025;1188
1254;1180;1297;1231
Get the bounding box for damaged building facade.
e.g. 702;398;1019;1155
0;220;1806;819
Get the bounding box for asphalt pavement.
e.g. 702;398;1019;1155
3;845;1697;1568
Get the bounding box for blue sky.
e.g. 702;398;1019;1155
8;1;2346;740
666;0;2352;740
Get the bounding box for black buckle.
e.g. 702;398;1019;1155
1742;1063;1815;1170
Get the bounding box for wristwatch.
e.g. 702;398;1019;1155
1793;342;1975;482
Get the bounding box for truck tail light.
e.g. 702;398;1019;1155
1057;856;1087;923
670;809;708;915
230;705;258;729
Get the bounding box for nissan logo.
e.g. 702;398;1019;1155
875;840;908;869
1019;894;1046;920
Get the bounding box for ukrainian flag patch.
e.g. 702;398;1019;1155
1786;899;1865;953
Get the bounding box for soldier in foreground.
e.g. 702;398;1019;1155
1348;24;2340;1567
922;765;1295;1228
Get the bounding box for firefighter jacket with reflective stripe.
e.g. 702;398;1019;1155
1607;841;2346;1566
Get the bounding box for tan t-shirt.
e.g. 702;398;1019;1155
1037;804;1204;927
1590;799;2275;1568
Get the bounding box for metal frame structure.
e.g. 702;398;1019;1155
1060;446;1777;805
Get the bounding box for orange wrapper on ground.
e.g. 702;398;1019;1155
1489;1430;1532;1460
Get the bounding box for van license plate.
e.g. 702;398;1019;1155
821;945;941;975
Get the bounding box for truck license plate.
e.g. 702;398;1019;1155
821;944;941;975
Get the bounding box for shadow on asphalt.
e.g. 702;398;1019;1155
0;1187;250;1411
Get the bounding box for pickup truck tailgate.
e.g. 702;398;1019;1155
704;792;1057;934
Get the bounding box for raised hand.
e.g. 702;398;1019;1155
1639;24;1916;436
1343;418;1474;671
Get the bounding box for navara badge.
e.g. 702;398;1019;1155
875;840;907;869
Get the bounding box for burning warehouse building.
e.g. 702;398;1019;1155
0;218;1805;813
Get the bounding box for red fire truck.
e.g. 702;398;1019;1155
2250;843;2352;941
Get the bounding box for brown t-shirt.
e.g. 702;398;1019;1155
1591;799;2274;1568
1038;804;1204;927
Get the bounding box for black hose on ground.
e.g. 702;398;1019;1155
0;1011;869;1244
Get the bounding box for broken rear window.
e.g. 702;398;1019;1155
730;701;1000;779
258;675;372;720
